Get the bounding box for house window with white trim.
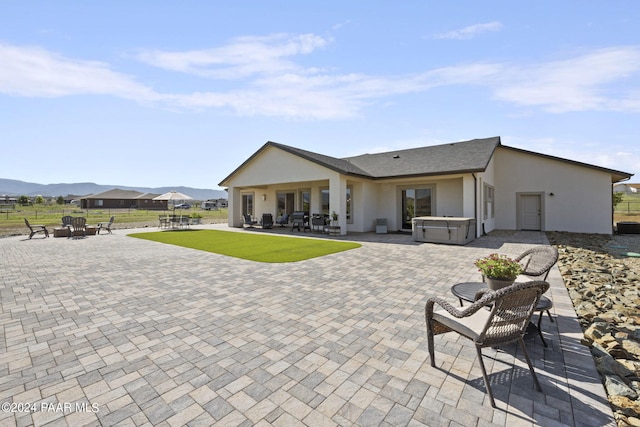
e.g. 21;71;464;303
484;184;494;220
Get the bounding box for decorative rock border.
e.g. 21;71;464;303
547;232;640;427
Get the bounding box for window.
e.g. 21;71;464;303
401;187;433;229
300;190;310;213
277;192;295;216
484;184;495;220
319;186;352;222
346;186;352;224
96;199;104;207
320;188;330;215
242;193;254;216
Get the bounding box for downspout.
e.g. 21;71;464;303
612;176;631;235
473;173;482;236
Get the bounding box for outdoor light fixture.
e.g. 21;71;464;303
262;194;267;201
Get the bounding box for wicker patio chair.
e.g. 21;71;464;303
515;246;559;280
24;218;49;239
425;280;549;408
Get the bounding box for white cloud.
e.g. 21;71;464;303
492;47;640;113
0;42;160;101
135;33;330;79
1;37;639;120
432;21;503;40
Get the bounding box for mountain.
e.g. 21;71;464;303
0;178;227;201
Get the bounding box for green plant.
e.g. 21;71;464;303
191;212;203;218
331;211;338;221
474;253;523;280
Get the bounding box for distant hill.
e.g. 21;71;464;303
0;178;227;201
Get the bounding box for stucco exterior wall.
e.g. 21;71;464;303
494;147;613;234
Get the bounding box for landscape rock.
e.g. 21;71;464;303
548;232;640;427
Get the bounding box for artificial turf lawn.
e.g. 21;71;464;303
128;229;361;263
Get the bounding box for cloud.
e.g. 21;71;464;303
431;21;503;40
0;42;161;101
135;33;330;79
1;37;639;119
491;47;640;113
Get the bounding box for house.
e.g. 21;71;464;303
81;189;168;210
219;137;633;236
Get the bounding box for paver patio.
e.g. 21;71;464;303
0;224;614;426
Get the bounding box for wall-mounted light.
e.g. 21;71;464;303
549;192;554;197
262;194;267;201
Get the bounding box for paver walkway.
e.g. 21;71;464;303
0;224;614;426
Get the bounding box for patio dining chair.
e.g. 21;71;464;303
24;218;49;239
425;280;549;408
514;246;559;280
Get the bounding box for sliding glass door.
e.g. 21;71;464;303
402;188;432;229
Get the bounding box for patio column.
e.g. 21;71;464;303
228;187;242;228
329;175;347;235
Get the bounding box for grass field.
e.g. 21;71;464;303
128;229;362;262
0;205;228;235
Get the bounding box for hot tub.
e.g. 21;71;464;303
412;216;476;245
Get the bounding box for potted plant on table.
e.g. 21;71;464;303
474;253;523;290
331;211;338;226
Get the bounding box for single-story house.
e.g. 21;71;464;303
219;137;633;236
81;189;168;210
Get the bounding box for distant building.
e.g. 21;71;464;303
613;183;639;194
81;188;168;210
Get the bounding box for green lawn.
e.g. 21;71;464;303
128;229;361;262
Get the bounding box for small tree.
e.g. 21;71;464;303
34;195;45;204
56;196;64;205
18;195;30;205
613;192;624;209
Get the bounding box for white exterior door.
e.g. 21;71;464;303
521;194;542;230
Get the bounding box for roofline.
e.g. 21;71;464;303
499;145;633;182
218;141;372;186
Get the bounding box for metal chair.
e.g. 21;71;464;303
243;214;258;228
425;281;549;407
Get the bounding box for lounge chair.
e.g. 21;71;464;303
97;216;115;234
426;281;549;408
24;218;49;239
71;217;87;239
276;214;289;227
243;214;258;228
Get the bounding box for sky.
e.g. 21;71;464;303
1;1;639;190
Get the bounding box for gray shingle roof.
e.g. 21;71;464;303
345;137;500;178
219;136;632;186
219;137;501;185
